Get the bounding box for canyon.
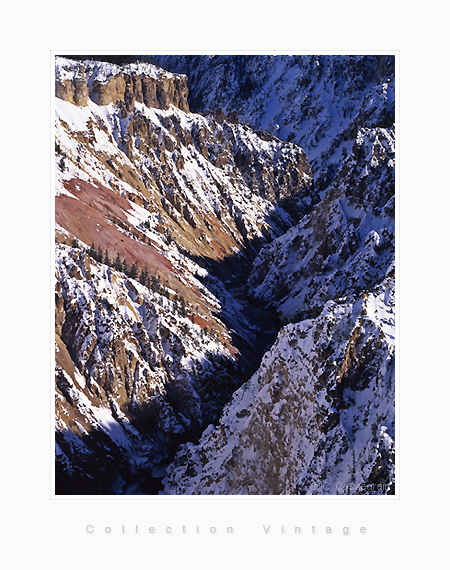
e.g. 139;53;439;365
54;54;395;495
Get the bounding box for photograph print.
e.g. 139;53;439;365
54;54;395;495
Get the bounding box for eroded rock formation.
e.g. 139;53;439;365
55;57;189;112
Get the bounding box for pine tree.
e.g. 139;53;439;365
139;266;149;286
97;245;103;264
104;249;110;265
179;296;186;317
114;252;122;272
129;261;138;279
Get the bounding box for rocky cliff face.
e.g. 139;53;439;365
55;61;314;266
55;57;190;112
55;241;242;493
54;54;395;495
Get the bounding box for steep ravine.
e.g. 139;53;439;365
127;245;286;494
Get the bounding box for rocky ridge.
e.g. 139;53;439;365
163;275;395;495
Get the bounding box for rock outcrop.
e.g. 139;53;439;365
55;57;189;112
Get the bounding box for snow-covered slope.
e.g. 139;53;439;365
248;125;395;323
163;275;394;495
151;55;394;192
55;242;239;493
55;58;314;262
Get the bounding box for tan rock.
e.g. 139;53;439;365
91;74;126;106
